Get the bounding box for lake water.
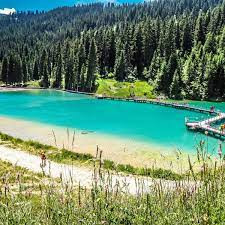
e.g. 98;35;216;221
0;89;224;154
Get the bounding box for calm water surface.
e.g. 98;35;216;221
0;90;224;153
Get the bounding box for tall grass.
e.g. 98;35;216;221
0;142;225;224
0;131;185;180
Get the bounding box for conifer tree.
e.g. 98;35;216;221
33;60;39;80
170;69;182;99
1;57;8;84
22;59;28;83
181;20;193;53
55;53;63;88
86;39;97;91
114;50;126;81
194;12;206;45
133;26;144;78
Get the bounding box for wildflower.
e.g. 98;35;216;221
218;143;223;158
202;214;208;223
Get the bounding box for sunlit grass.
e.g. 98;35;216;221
0;141;225;224
0;131;184;180
96;79;156;99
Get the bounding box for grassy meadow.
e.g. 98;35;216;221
96;79;155;99
0;139;225;224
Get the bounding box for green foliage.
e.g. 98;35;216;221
1;141;225;224
53;149;93;163
97;79;155;99
0;0;224;100
26;80;41;88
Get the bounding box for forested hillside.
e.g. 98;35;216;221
0;0;224;100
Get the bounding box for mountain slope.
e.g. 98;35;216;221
0;0;224;100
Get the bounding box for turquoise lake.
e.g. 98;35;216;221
0;90;224;154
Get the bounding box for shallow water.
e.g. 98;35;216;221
0;90;224;154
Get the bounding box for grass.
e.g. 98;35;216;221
96;79;156;99
26;80;41;88
0;159;53;195
0;142;225;224
0;131;184;181
0;160;42;184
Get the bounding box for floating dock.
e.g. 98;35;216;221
185;113;225;139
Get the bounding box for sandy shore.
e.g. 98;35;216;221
0;116;194;172
0;87;40;91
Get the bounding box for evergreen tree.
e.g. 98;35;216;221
181;20;193;53
54;53;63;88
15;56;23;84
22;59;28;83
133;26;144;79
114;50;127;81
194;12;206;45
86;39;97;91
77;43;86;88
8;55;22;84
108;30;116;72
39;50;47;80
40;62;49;88
80;64;86;91
148;51;162;81
170;69;183;99
33;60;39;80
65;52;74;90
1;57;8;84
204;33;216;53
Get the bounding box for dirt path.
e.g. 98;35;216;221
0;145;196;194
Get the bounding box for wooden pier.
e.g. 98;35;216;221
186;113;225;139
96;95;219;115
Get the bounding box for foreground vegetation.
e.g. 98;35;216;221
0;159;50;192
1;141;225;224
0;132;183;180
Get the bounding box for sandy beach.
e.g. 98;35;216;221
0;116;193;172
0;86;40;91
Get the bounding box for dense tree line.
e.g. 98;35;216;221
0;0;225;99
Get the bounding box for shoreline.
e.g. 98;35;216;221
0;115;195;172
1;86;225;102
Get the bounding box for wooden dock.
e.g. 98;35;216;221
186;113;225;139
96;95;219;115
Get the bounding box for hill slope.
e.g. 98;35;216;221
0;0;224;100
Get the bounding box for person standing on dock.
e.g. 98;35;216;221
220;124;225;134
210;106;214;112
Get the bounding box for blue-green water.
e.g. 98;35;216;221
0;90;224;153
